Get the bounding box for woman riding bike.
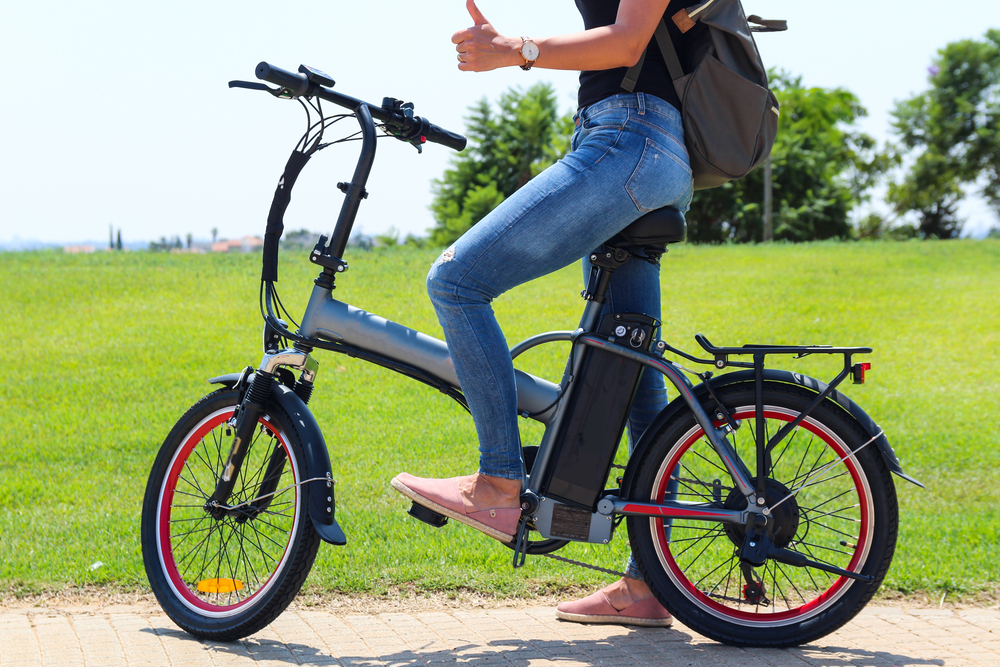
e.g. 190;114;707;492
391;0;702;626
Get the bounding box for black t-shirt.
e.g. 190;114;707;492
574;0;703;110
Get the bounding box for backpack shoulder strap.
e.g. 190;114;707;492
621;49;647;93
621;18;685;92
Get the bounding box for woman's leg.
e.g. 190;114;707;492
427;98;691;481
396;94;693;542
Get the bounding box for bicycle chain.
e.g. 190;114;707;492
541;552;626;578
538;463;628;578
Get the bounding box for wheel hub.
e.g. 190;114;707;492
723;479;799;549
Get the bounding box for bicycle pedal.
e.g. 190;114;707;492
407;502;449;528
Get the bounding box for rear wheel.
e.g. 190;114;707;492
141;387;320;640
627;381;897;647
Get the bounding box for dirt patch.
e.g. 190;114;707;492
0;588;570;617
3;584;998;616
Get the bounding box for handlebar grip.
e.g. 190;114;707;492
423;122;467;152
256;62;310;97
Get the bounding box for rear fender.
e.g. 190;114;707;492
622;369;923;494
210;373;347;545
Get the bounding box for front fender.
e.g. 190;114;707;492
210;373;347;545
623;369;923;494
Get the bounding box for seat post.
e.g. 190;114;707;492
582;245;632;305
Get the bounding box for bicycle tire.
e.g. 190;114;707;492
626;381;898;647
141;387;320;640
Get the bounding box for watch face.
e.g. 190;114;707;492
522;41;540;61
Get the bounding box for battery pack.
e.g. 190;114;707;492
543;313;658;509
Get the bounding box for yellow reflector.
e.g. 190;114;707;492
197;578;244;593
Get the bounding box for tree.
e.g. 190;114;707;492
373;226;400;248
889;30;1000;238
429;83;573;246
116;230;122;251
211;227;219;244
687;72;890;243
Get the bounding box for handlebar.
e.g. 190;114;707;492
254;62;467;152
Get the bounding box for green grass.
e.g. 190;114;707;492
1;240;998;599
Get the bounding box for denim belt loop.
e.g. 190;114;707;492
637;92;646;115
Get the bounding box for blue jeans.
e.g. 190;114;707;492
427;93;693;575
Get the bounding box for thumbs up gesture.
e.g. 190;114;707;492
452;0;519;72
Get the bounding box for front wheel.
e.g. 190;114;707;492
141;387;320;641
627;381;898;647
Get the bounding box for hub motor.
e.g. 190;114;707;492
723;478;800;549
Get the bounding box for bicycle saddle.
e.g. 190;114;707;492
608;207;686;258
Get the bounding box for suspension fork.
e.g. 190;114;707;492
210;350;319;508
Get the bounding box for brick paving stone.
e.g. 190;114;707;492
5;606;1000;666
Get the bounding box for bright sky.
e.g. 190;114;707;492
2;0;999;246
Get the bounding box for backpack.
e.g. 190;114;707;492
622;0;786;191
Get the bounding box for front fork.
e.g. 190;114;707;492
209;350;319;512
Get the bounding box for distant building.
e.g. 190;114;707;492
63;244;96;254
211;236;265;253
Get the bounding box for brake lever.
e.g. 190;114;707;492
382;120;427;153
380;98;428;153
228;80;287;98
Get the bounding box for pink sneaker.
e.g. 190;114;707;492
390;473;521;542
556;590;674;628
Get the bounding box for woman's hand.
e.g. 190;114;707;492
452;0;520;72
451;0;671;73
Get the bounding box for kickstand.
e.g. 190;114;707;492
511;519;530;569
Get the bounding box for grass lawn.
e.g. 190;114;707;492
1;240;998;601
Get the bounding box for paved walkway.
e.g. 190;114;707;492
2;605;999;666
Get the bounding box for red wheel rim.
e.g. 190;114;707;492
649;406;872;624
156;408;300;615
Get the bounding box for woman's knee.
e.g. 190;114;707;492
426;246;475;307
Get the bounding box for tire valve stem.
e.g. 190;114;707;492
839;540;858;549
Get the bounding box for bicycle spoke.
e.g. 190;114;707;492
790;436;816;485
720;554;738;603
798;503;860;524
786;544;827;591
676;467;718;501
774;561;808;606
172;488;212;502
769;427;799;473
676;528;725;569
789;444;832;488
178;470;212;501
799;485;854;512
192;445;220;488
770;560;791;610
690;447;731;478
244;519;280;570
795;541;849;564
694;551;738;589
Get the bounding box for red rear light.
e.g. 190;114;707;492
420;135;427;143
852;362;872;384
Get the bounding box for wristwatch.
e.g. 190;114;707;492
519;37;539;70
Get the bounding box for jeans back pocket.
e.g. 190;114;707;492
626;138;693;213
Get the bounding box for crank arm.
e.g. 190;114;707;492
768;546;873;583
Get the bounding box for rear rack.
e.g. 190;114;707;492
695;334;872;369
658;333;875;502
